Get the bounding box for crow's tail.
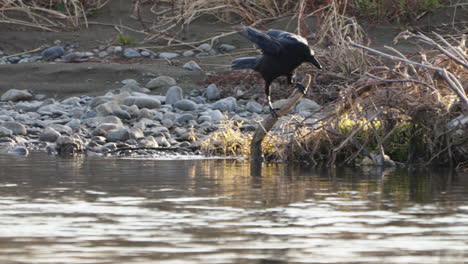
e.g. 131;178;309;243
231;57;258;70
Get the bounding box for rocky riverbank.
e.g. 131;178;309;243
0;74;320;158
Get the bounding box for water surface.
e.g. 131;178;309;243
0;153;467;264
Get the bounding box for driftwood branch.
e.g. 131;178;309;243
395;30;468;69
250;74;312;162
348;38;468;113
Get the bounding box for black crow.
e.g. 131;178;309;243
232;26;322;117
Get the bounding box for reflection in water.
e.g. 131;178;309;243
0;153;467;264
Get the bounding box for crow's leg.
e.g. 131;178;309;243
290;73;307;95
286;73;293;85
265;81;278;118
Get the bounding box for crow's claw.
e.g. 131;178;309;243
295;82;308;95
268;105;280;119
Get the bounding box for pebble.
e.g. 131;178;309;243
56;135;85;156
39;127;61;142
8;147;29;156
159;52;179;59
98;51;109;58
197;43;211;52
123;96;161;109
183;60;202;71
204;84;221;101
219;44;236;52
42;46;65;60
123;48;141;58
183;50;195;57
165;86;184;105
246;101;263;113
140;50;151;57
107;127;130;142
296;98;320;112
146;76;177;89
1;121;27;135
0;127;12;137
174;99;198;111
1;89;33;102
107;46;123;53
210;97;237;112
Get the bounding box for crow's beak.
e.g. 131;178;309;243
309;56;322;69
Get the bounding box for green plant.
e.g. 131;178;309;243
117;33;134;45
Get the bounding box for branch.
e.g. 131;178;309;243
250;74;312;162
348;38;468;113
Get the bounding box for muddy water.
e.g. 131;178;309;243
0;153;467;264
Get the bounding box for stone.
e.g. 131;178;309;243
126;105;141;118
204;84;220;101
205;110;225;123
174;99;198;111
61;96;81;106
66;119;81;131
47;124;73;134
8;147;29;156
56;136;85;156
107;46;123;53
128;127;144;140
197;115;212;124
123;96;161;109
19;56;41;63
246;101;263;113
1;89;33;102
2;121;26;135
121;79;139;85
98;51;109;58
123;48;141;58
92;123;120;136
37;104;67;116
210;97;237;112
39;127;61;142
41;46;65;60
165;86;184;105
107;127;130;142
159;52;179;59
121;83;149;94
183;50;195;57
146;76;176;89
162;119;173;128
0;127;12;137
272;99;289;110
155;136;170;147
296;98;320;112
193;96;207;104
89;96;112;108
183;60;202;71
62;52;83;62
197;43;211;52
219;44;236;52
138;108;155;120
96;102;113;117
113;107;132;120
138;136;158;148
176;113;196;123
140;50;151;57
84;116;123;128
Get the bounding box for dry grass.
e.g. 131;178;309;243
266;29;467;167
0;0;108;31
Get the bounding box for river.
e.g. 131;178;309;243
0;153;467;264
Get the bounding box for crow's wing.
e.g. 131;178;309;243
265;29;309;46
239;26;281;55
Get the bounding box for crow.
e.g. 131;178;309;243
232;26;322;117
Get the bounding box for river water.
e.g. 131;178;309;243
0;153;467;264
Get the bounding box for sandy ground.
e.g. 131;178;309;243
0;1;465;98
